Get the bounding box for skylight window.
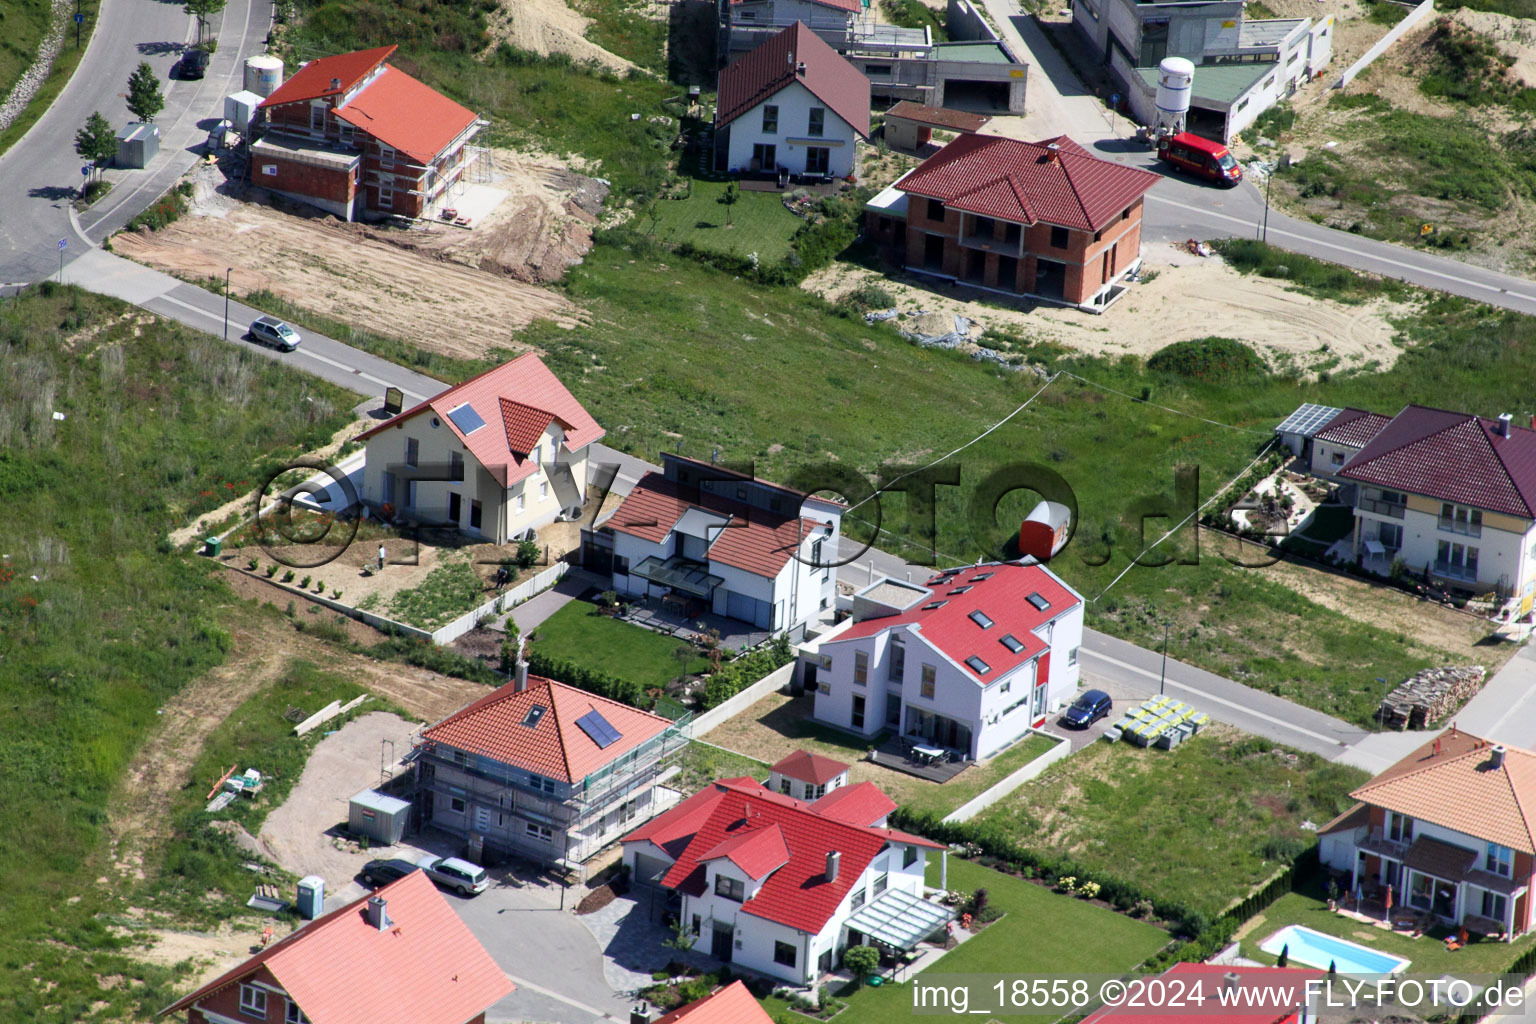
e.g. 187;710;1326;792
576;709;623;748
1026;593;1051;611
969;572;994;582
447;403;487;435
965;656;991;674
921;600;948;611
1000;634;1025;654
949;585;974;595
968;609;994;629
522;705;547;728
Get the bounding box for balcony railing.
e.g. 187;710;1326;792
1437;517;1482;537
957;233;1022;255
1358;498;1406;519
1433;559;1479;581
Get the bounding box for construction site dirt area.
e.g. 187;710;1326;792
805;248;1413;375
113;151;608;361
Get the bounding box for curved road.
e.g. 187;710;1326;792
0;0;272;286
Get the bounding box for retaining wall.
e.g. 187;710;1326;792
689;662;795;737
1333;0;1435;88
941;731;1072;823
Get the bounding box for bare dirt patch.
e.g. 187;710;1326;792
1454;8;1536;87
482;0;636;72
113;154;599;361
804;249;1412;375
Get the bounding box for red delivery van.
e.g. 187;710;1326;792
1157;132;1242;187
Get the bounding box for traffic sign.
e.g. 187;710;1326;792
81;165;90;177
1110;92;1120;107
74;12;83;23
58;238;67;251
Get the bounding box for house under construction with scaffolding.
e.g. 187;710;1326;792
251;44;488;222
411;668;690;871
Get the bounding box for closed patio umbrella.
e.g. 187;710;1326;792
1384;885;1393;922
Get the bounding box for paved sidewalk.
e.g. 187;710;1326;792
487;567;608;633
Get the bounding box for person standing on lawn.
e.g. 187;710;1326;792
378;543;387;571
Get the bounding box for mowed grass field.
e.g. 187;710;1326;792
533;600;710;689
0;285;358;1020
643;179;804;262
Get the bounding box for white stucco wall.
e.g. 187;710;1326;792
725;80;860;179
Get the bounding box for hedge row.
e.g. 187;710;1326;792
701;634;794;709
526;650;647;708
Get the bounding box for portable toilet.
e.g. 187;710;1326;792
348;788;411;845
296;875;325;919
224;90;263;133
115;123;160;169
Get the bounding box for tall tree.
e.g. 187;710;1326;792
126;62;164;123
183;0;228;45
74;112;116;181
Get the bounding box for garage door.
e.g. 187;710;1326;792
725;590;768;627
633;853;672;886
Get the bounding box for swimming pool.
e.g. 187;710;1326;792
1259;924;1411;975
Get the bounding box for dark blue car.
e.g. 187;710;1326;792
1061;689;1111;728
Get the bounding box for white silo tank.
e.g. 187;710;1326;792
244;54;284;98
1154;57;1195;136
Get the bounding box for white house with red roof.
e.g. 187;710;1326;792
598;453;843;637
807;560;1082;759
159;869;513;1024
715;23;870;180
768;749;850;801
253;45;484;221
654;981;776;1024
414;674;689;865
621;774;948;984
864;134;1160;311
1280;402;1536;598
356;353;604;545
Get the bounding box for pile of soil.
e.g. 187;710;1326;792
574;881;620;915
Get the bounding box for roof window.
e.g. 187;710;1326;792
968;609;994;629
1000;634;1025;653
921;600;948;611
964;656;991;674
1027;593;1051;611
522;705;547;728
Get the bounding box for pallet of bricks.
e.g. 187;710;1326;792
1377;665;1487;730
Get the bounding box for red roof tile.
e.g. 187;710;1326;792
1081;964;1320;1024
420;677;672;783
698;823;792;878
828;561;1080;682
625;778;769;858
500;398;568;456
1339;404;1536;518
607;473;830;578
654;982;775;1024
631;779;937;933
809;782;896;826
1312;407;1391;449
260;46;397;108
161;870;512;1024
897;134;1160;231
357;353;604;488
332;65;478;165
770;749;849;785
717;23;870;140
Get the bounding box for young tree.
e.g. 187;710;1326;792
74;112;116;181
183;0;228;44
842;945;880;985
126;62;164;123
716;181;739;227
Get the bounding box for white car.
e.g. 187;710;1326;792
249;316;301;351
416;854;489;895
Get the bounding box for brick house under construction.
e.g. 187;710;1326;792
253;45;484;221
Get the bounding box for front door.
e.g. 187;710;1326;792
852;695;866;730
712;923;734;962
804;662;819;694
751;144;776;172
449;492;462;524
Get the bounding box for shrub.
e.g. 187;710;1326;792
515;538;540;568
282;569;295;583
968;887;990;915
1147;337;1267;381
842;945;880;982
299;575;311;589
701;633;793;708
1055;875;1077;894
843;282;896;313
266;564;279;577
651;970;670;982
1078;880;1102;899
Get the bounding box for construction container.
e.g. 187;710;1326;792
115;123;159;169
348;788;410;845
244;54;284;98
296;875;325;919
224;90;263;133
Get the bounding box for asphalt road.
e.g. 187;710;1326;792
0;0;273;286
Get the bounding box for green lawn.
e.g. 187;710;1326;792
642;180;804;262
0;284;357;1020
768;858;1168;1024
532;601;709;690
1239;889;1536;978
675;741;770;793
901;733;1060;818
969;732;1368;917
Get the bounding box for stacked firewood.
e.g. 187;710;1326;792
1377;665;1487;730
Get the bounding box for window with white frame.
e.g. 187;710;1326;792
1487;842;1513;877
854;650;868;685
873;871;888;894
716;875;745;901
239;983;268;1017
450;796;465;813
540;479;549;500
526;822;553;841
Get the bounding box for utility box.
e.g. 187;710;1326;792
203;536;222;557
348;788;410;845
224;90;263;133
296;875;325;919
116;123;160;169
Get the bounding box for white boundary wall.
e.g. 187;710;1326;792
942;732;1071;823
690;662;794;737
1333;0;1434;88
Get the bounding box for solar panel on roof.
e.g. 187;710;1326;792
576;709;623;748
447;403;487;435
1275;403;1343;438
522;705;546;728
1026;593;1050;611
965;655;990;674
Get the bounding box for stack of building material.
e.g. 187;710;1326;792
1377;665;1486;729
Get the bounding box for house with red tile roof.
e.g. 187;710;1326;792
1079;963;1321;1024
714;23;870;181
356;353;603;545
414;675;688;865
621;776;948;984
863;134;1160;312
654;981;775;1024
1280;402;1536;597
1318;729;1536;939
597;453;844;638
804;560;1082;759
159;869;512;1024
767;750;849;800
253;45;483;221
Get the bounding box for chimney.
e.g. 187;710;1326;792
1492;744;1507;770
1499;413;1513;438
1044;142;1061;163
366;896;392;931
1221;972;1240;996
330;76;341;92
826;850;840;882
514;635;529;691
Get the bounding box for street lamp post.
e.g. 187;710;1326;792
1159;621;1171;696
1376;677;1388;730
223;267;232;341
1261;169;1273;244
